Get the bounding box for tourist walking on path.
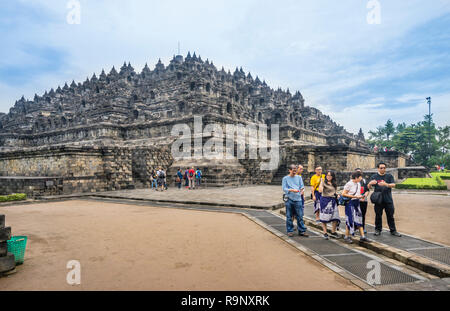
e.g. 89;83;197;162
195;168;202;187
310;166;325;223
157;167;166;191
176;169;183;189
184;168;189;188
318;171;341;240
342;171;369;243
368;163;402;237
355;168;370;234
188;166;196;190
151;170;158;190
282;164;309;237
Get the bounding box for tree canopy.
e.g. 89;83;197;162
367;116;449;168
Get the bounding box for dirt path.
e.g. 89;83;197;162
0;200;359;291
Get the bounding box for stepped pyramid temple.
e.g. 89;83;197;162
0;53;408;196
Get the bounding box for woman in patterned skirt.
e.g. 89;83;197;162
342;171;370;244
318;171;341;240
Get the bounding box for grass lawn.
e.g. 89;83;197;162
398;173;447;190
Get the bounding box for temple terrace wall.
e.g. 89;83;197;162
0;144;413;197
0;146;173;196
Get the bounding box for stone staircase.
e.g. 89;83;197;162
270;164;288;185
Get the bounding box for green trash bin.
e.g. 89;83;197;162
7;236;28;265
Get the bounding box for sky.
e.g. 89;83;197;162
1;0;449;136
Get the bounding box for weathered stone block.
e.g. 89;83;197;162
0;253;15;273
0;227;11;242
0;242;7;257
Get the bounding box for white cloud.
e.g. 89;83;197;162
313;92;450;135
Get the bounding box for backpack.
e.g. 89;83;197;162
197;170;202;178
189;171;194;177
159;171;165;179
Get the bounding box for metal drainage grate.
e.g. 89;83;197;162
410;247;450;266
244;210;274;217
270;224;320;236
366;230;440;250
325;254;419;286
293;239;356;256
257;216;286;226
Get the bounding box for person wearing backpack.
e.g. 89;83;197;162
195;168;202;187
188;166;196;190
176;169;183;189
184;169;189;188
342;171;370;244
368;163;401;237
157;167;166;191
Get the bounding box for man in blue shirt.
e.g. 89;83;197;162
282;164;309;237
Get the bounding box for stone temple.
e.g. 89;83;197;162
0;53;409;196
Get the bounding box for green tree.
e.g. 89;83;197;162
384;119;395;141
368;115;448;168
392;126;417;154
435;126;450;167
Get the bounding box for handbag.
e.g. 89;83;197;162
337;195;349;206
370;191;383;205
338;184;359;206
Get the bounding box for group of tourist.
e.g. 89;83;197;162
150;168;167;191
372;145;395;153
149;167;203;191
175;167;202;190
282;162;402;242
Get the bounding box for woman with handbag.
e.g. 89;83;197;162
318;171;341;240
342;171;370;244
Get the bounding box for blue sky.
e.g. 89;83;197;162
1;0;449;135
